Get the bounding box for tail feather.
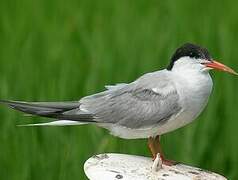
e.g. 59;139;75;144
0;100;95;122
18;120;87;126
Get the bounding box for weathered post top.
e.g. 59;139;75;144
84;153;227;180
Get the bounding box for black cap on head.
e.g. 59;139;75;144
167;43;212;70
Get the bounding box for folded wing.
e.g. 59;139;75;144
80;71;182;129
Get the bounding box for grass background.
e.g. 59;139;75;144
0;0;238;179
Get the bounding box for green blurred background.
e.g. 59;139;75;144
0;0;238;179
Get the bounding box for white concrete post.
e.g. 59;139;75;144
84;153;227;180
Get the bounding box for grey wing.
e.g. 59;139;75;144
80;72;182;129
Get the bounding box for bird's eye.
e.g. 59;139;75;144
189;52;201;58
189;52;196;57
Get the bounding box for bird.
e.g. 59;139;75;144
0;43;237;166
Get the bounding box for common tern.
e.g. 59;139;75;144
1;43;237;165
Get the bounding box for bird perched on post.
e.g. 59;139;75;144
1;43;237;165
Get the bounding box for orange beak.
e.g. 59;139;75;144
204;60;238;75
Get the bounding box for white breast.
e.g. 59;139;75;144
158;62;213;135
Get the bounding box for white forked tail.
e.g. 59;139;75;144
17;120;88;126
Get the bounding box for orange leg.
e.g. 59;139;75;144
148;135;177;166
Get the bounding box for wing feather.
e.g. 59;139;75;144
80;71;182;129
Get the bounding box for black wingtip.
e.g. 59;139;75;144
0;99;9;104
0;100;27;107
0;99;14;105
